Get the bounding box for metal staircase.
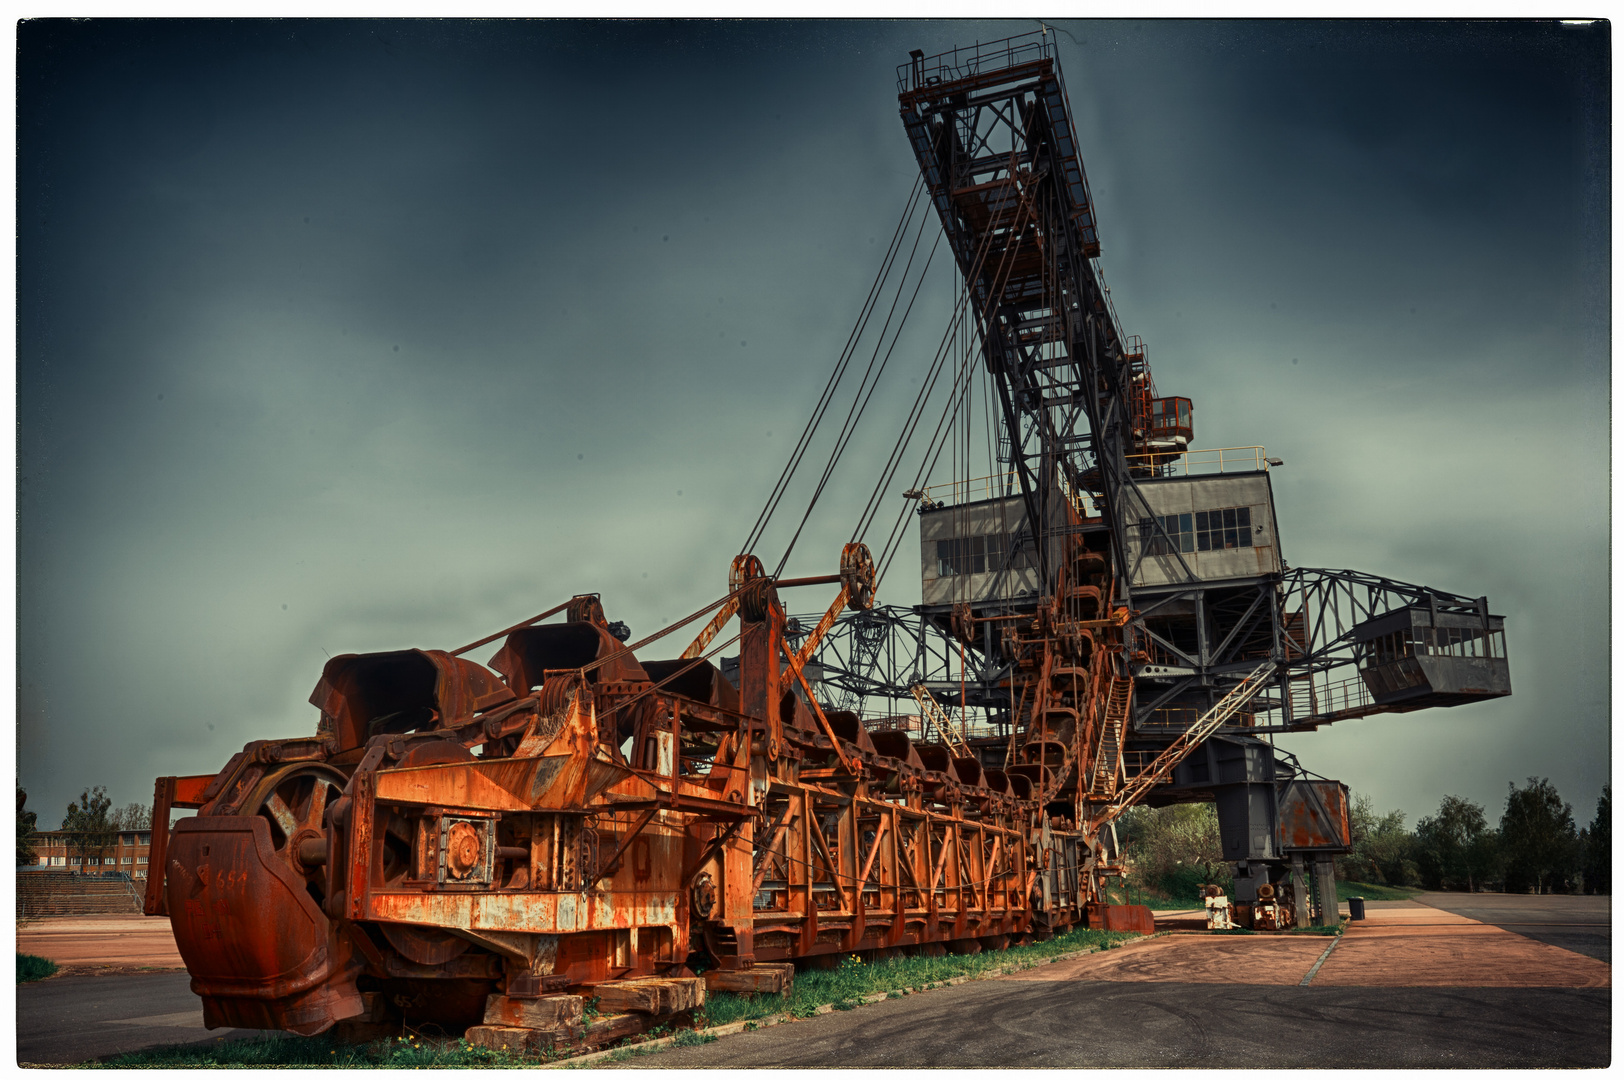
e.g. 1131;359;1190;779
1089;676;1132;798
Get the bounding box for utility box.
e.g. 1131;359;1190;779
919;495;1067;607
1353;603;1511;707
1127;471;1282;587
1276;779;1352;852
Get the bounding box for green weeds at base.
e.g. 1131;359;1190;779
91;1033;537;1069
92;927;1139;1068
672;1028;717;1047
702;927;1134;1029
17;953;58;984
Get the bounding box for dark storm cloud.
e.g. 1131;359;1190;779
17;19;1609;830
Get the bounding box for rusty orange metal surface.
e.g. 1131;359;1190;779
149;558;1140;1037
1278;779;1352;850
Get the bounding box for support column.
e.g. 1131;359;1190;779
727;589;783;970
1313;854;1339;927
1290;854;1309;929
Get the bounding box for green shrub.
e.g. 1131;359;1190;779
17;953;57;984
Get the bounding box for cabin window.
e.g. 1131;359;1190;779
934;533;1024;576
935;536;987;576
1195;506;1253;551
1141;514;1193;556
1366;629;1415;666
1417;626;1503;659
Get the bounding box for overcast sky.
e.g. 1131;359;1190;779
17;19;1609;833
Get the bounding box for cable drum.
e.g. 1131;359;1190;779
729;554;769;622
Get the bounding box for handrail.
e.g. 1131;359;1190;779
908;684;975;759
1099;659;1276;825
920;470;1104;518
1289;671;1373;720
1125;445;1272;476
897;31;1054;93
921;471;1018;506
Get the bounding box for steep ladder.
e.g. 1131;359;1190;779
908;683;974;759
1088;676;1132;798
1098;659;1276;825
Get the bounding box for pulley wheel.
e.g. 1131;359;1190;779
728;553;764;590
841;543;876;611
238;763;347;901
738;578;771;623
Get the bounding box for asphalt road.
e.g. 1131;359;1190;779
612;893;1612;1069
1416;890;1612;963
614;978;1608;1068
16;892;1610;1067
16;972;270;1066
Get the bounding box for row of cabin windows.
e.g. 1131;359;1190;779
1141;506;1255;556
35;856;148;866
934;535;1036;577
1365;626;1505;665
1148;397;1193;432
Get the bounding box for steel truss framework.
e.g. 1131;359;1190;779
797;566;1499;738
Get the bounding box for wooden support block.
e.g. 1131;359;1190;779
584;976;706;1015
465;1025;564;1055
580;1012;648;1048
482;992;584;1030
704;962;795;996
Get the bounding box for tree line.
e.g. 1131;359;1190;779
16;786;153;869
1118;776;1609;901
1341;778;1608;894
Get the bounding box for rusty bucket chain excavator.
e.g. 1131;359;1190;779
145;33;1512;1049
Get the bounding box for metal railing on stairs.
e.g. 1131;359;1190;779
1097;659;1276;825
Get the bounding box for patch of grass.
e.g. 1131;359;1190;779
1289;923;1344;935
92;1033;535;1069
565;1043;662;1068
1339;880;1421;901
702;927;1135;1029
672;1028;717;1047
17;953;58;984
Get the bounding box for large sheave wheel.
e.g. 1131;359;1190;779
238;763;346;902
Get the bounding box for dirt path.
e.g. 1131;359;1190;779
17;914;185;974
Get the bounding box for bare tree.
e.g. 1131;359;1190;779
111;802;152;831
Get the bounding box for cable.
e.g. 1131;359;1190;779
740;177;927;557
848;172;1023;545
771;212;940;576
597;629;745;720
871;210;1037;589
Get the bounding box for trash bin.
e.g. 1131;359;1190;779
1349;896;1365;920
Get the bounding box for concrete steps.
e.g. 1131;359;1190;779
17;872;142;917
